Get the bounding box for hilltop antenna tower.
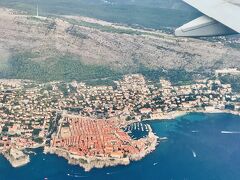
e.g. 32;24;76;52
36;0;39;17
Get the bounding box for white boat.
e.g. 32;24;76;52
192;150;197;158
130;125;133;131
144;124;148;130
137;123;140;130
153;162;159;166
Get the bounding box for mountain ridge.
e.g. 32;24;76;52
0;7;239;81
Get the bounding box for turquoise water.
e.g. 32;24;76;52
1;113;240;180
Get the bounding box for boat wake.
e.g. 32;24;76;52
221;131;240;134
67;173;88;178
106;171;118;175
192;130;199;133
159;137;168;140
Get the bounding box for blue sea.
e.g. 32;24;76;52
1;113;240;180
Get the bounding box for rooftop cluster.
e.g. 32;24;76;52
51;116;149;159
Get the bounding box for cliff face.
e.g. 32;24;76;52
0;7;239;75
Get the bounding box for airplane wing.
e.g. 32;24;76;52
175;0;240;37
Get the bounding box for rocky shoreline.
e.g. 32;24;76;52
44;108;240;171
44;147;130;172
3;109;238;170
3;149;30;168
128;125;158;161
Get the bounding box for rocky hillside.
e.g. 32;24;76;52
0;8;239;81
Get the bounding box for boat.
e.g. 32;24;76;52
153;162;159;166
192;150;197;158
144;124;148;130
24;150;37;155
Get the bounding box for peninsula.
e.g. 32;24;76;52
45;115;158;171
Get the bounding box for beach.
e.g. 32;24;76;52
146;108;240;122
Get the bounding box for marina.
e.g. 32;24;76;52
124;122;150;140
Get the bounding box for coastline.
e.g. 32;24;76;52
44;147;130;172
3;150;30;168
1;143;44;168
144;108;240;122
1;113;240;180
194;109;240;116
2;109;239;170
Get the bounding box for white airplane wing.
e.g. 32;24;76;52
175;0;240;37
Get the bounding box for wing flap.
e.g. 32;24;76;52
175;15;236;37
184;0;240;33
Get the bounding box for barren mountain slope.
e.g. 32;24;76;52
0;7;239;74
